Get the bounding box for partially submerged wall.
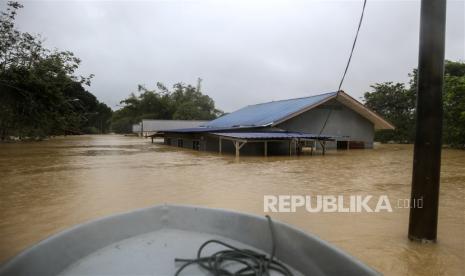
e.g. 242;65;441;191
277;99;375;148
163;134;298;156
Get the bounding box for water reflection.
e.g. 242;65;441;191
0;135;463;275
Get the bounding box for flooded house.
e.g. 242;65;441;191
161;91;394;156
132;119;208;137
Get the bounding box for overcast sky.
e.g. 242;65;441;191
9;0;465;112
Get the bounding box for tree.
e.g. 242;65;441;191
364;60;465;148
112;82;223;133
363;82;416;143
443;65;465;148
0;1;112;140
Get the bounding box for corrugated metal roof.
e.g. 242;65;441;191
141;120;209;132
211;132;336;140
161;127;237;133
203;92;337;128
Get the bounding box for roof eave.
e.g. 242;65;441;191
270;91;395;130
336;92;395;130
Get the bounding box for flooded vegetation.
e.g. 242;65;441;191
0;135;463;275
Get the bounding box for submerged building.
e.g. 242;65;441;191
132;119;208;137
160;91;394;156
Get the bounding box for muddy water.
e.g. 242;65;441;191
0;135;463;275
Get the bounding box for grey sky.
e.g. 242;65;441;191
10;0;465;112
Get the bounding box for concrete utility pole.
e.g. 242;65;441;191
408;0;447;242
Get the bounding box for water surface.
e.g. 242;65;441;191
0;135;463;275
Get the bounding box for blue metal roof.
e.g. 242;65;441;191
211;132;336;140
161;127;241;133
203;92;337;128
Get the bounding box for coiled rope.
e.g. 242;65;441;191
174;215;293;276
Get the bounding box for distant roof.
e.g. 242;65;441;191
211;131;336;140
135;120;209;133
203;91;394;130
203;92;337;128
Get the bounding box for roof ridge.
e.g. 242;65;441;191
246;91;337;107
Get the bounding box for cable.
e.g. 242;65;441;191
174;215;293;276
338;0;367;92
318;0;368;137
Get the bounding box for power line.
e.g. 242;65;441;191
318;0;368;137
338;0;368;91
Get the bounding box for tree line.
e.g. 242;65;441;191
111;83;223;133
0;1;223;140
0;1;112;140
364;60;465;148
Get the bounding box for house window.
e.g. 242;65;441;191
165;138;171;145
192;141;200;151
177;139;183;147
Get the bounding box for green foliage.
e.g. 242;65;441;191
364;60;465;148
443;73;465;147
364;82;415;143
110;116;133;134
0;1;112;140
112;83;223;133
445;60;465;77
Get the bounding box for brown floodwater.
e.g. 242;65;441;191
0;135;463;275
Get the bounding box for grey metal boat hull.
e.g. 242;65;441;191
0;204;379;275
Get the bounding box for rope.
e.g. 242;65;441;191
318;0;368;137
174;215;293;276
